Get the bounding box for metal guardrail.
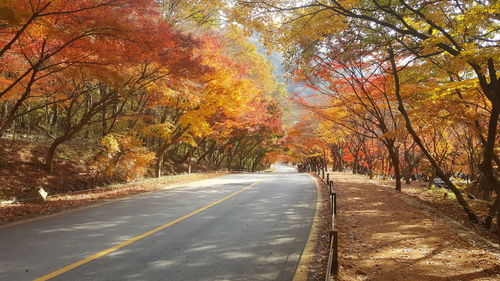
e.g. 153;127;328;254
315;169;339;281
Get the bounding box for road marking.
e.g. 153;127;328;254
33;176;269;281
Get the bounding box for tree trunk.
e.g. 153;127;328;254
404;161;412;185
45;136;68;172
197;142;216;165
155;153;163;178
0;71;37;137
155;141;169;178
484;196;500;230
367;159;374;179
352;153;359;174
470;59;500;200
478;106;500;200
387;143;402;191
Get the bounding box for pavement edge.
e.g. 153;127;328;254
292;173;324;281
0;173;228;230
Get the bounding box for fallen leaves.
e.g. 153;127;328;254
334;172;500;281
0;172;227;225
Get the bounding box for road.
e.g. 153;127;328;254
0;165;317;281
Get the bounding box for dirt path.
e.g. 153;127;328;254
333;172;500;281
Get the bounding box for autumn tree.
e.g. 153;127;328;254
0;0;166;136
231;0;498;226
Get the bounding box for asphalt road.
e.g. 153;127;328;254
0;165;317;281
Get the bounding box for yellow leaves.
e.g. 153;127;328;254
134;28;282;153
434;79;478;96
178;111;211;138
415;1;499;63
119;148;155;182
317;120;346;143
191;30;275;115
379;130;399;141
397;61;488;130
452;4;499;37
308;152;322;158
421;34;449;56
142;123;174;140
296;8;344;41
101;135;120;155
94;134;155;182
456;44;500;67
230;1;348;55
161;0;225;26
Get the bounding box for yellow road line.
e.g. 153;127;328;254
33;176;268;281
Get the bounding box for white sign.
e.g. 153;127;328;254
38;187;48;200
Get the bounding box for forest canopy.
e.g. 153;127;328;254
0;0;286;186
228;0;499;228
0;0;498;231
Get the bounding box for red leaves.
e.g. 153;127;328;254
0;2;286;197
0;0;204;99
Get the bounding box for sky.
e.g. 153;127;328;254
248;35;318;125
247;36;316;97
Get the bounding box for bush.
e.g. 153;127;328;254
91;134;155;185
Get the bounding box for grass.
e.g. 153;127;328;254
423;185;457;201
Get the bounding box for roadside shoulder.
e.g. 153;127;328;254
332;172;499;281
0;172;228;228
370;178;500;251
293;172;331;281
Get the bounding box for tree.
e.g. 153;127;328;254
292;45;405;190
0;0;166;136
231;0;498;225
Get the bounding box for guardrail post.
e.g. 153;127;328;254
325;176;339;281
330;192;334;213
332;192;337;215
331;229;339;275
